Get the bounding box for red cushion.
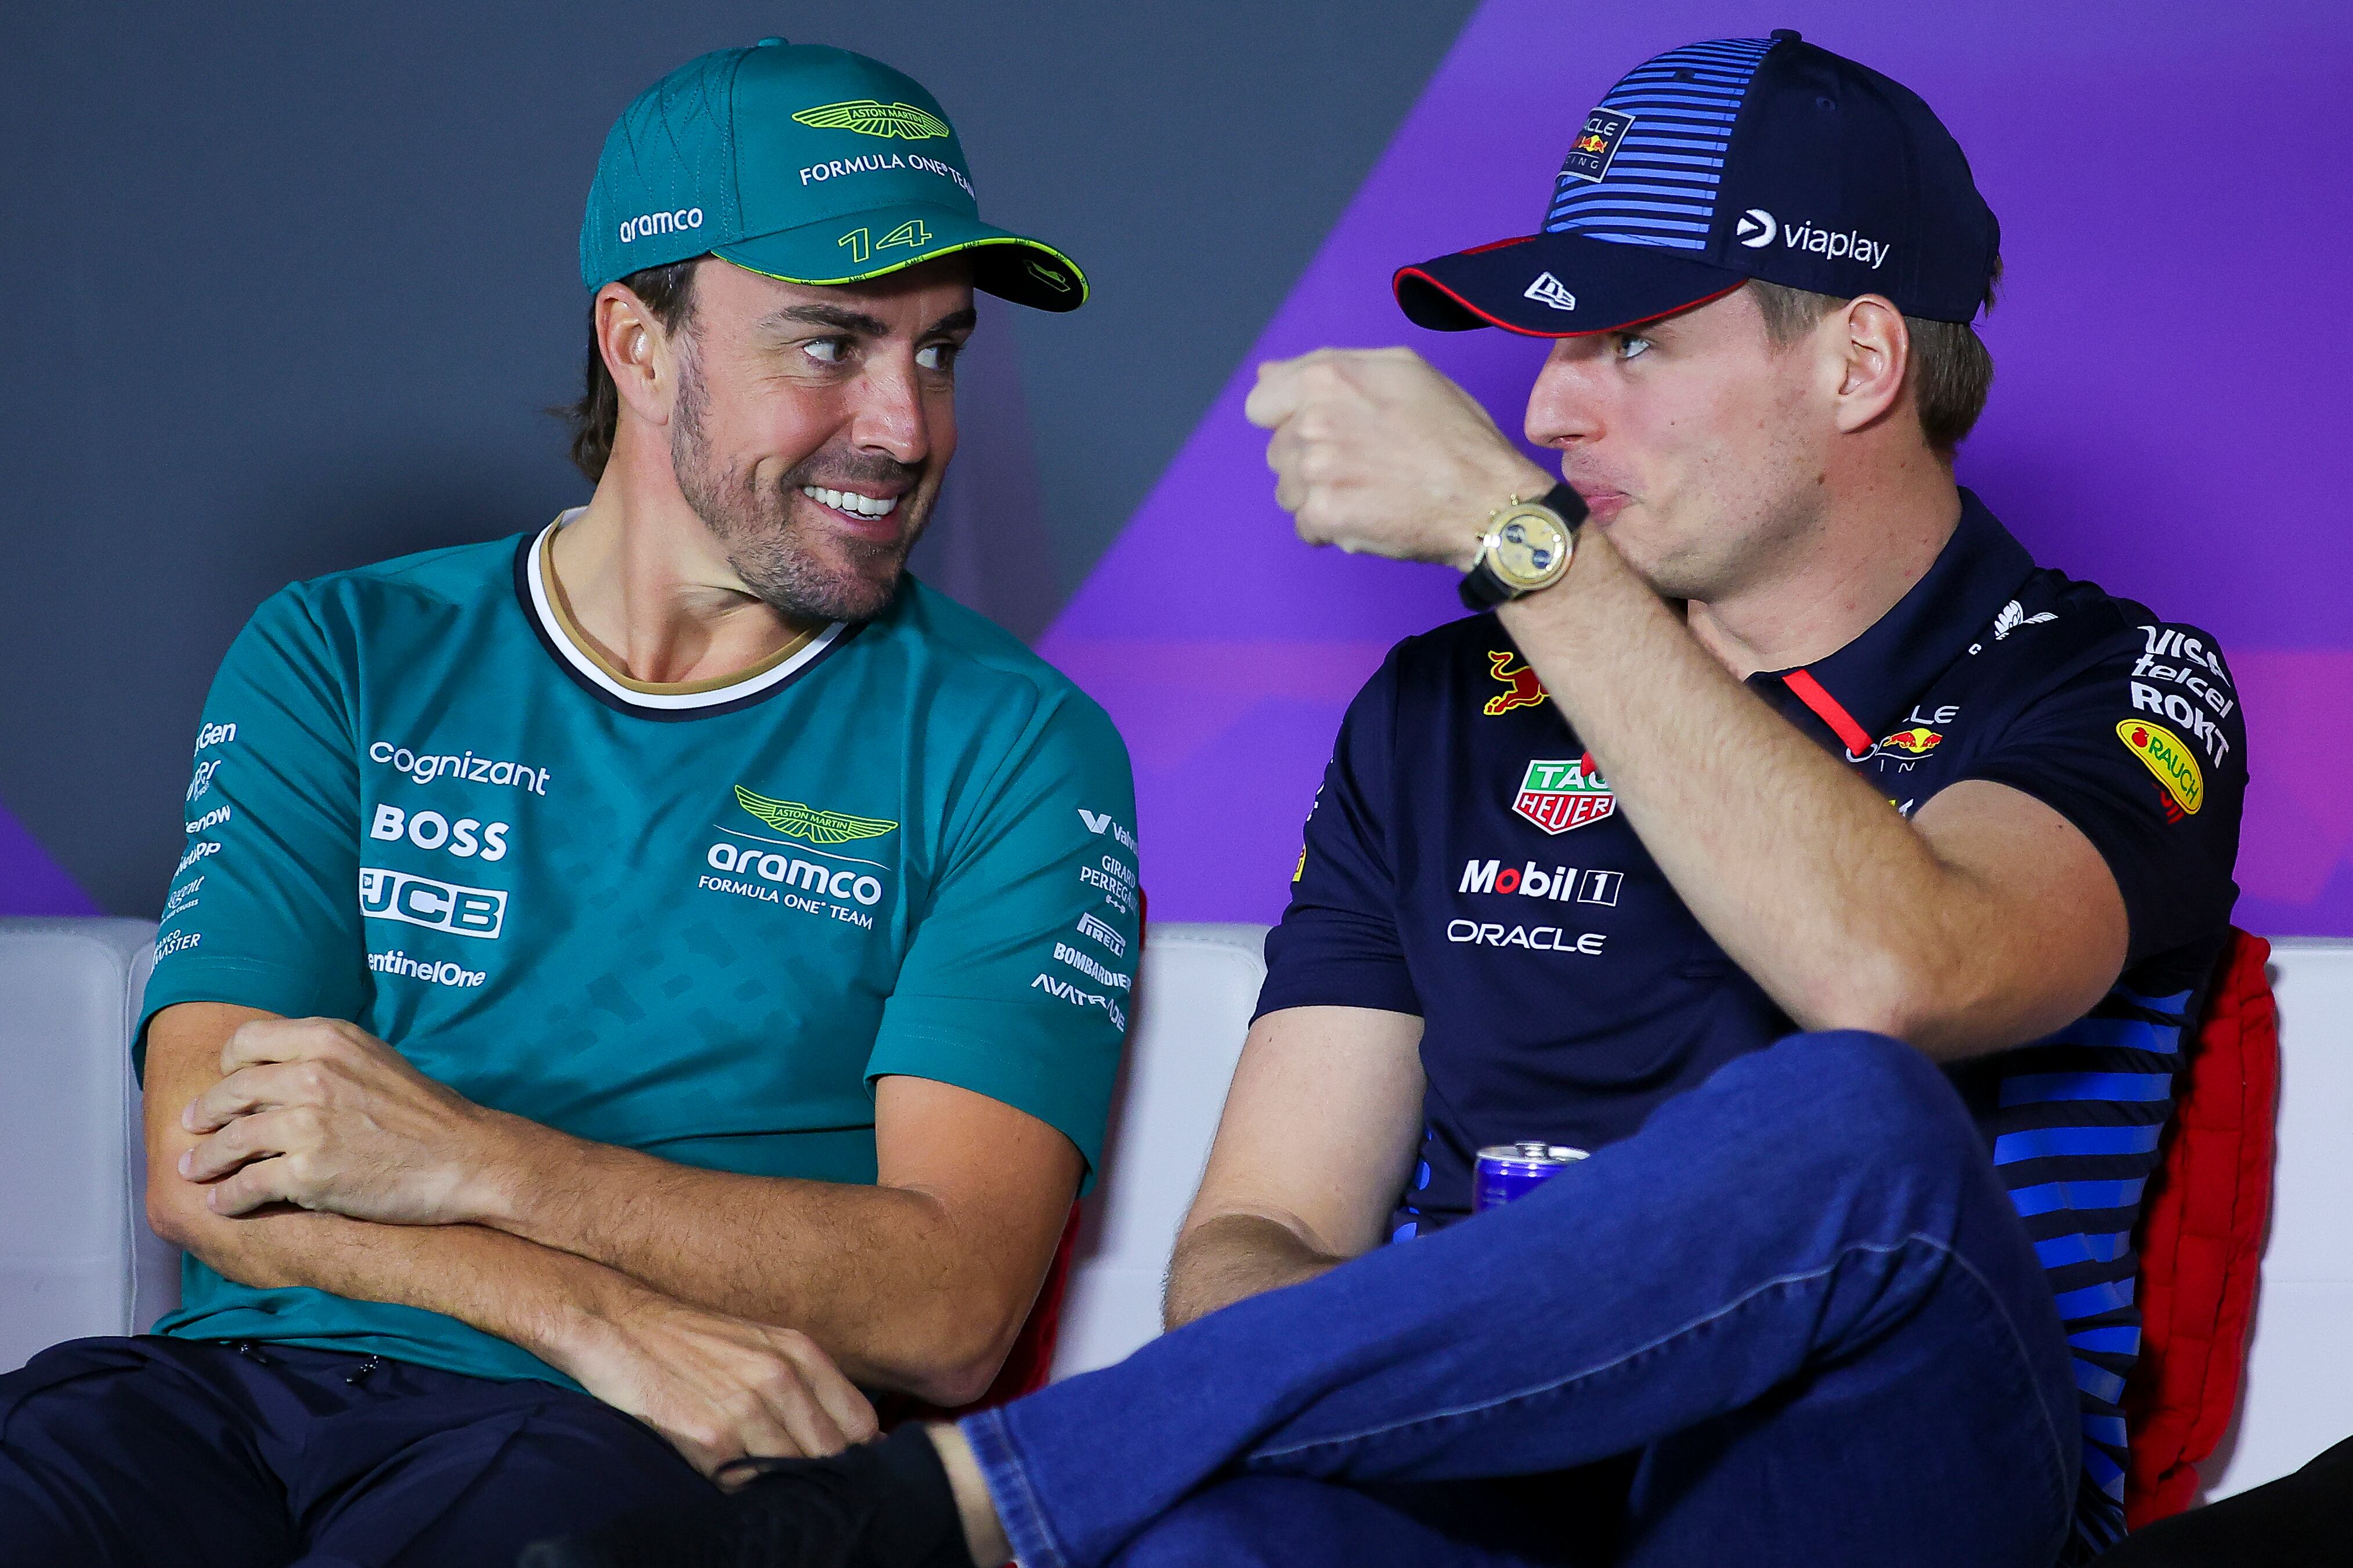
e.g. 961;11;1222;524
2121;927;2279;1529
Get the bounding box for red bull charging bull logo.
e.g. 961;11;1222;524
1483;651;1549;716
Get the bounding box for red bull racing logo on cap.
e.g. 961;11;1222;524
1513;758;1616;835
1559;109;1635;183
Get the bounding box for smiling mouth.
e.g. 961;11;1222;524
800;486;901;520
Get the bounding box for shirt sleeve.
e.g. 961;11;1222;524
1957;620;2246;968
1255;647;1421;1020
137;587;367;1074
866;691;1140;1190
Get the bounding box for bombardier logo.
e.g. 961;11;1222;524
1524;272;1578;312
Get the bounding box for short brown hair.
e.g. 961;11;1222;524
561;259;702;483
1747;263;2001;453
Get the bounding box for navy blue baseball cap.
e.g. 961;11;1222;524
1394;30;1999;336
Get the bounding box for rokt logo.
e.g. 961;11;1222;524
1736;209;1777;248
1523;272;1578;312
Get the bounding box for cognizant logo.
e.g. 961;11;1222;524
620;207;703;244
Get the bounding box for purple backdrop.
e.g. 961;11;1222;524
1041;0;2353;934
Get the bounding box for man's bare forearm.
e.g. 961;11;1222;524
1498;530;2098;1055
1164;1212;1350;1330
156;1198;634;1374
145;1004;638;1373
471;1123;1033;1395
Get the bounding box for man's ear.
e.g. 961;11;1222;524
595;283;682;429
1828;294;1910;436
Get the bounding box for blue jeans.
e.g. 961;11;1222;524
962;1031;2083;1567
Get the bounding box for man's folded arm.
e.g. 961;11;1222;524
1164;1004;1425;1330
144;1002;883;1472
467;1072;1085;1408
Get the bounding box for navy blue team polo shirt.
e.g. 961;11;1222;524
1259;490;2247;1544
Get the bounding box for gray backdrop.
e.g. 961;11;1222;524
1;2;1476;915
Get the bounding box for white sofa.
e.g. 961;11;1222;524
1;917;2344;1504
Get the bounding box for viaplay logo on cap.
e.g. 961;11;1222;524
791;99;950;140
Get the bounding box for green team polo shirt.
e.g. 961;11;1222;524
139;515;1142;1386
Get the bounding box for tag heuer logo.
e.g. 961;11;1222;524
1513;758;1615;835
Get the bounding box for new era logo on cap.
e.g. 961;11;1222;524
1524;273;1578;312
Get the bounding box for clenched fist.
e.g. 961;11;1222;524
1244;347;1553;567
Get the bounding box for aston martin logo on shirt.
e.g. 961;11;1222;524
791;99;952;140
733;785;899;846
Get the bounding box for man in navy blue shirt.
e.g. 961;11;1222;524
539;31;2246;1568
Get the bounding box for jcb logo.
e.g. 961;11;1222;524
359;868;507;940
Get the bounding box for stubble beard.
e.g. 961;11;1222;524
669;357;931;625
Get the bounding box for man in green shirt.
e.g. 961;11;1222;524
0;39;1136;1568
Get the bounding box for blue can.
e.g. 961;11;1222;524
1473;1141;1590;1214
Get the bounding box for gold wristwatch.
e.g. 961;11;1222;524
1459;483;1588;610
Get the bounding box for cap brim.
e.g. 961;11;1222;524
1394;232;1745;336
715;201;1087;312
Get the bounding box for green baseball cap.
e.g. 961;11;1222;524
579;38;1086;311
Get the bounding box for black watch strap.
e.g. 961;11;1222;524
1459;556;1517;610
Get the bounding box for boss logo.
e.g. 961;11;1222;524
370;804;510;861
358;868;507;940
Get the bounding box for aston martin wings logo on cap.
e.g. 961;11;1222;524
791;99;952;140
734;785;899;845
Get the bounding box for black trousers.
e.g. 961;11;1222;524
2092;1435;2353;1567
0;1335;713;1567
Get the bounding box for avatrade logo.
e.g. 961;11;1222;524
1736;209;1890;270
359;868;507;940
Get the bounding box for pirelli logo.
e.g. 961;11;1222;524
359;868;507;940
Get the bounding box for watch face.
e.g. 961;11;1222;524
1491;508;1572;590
